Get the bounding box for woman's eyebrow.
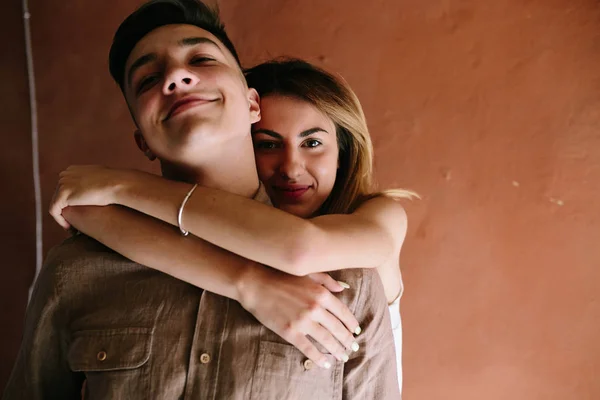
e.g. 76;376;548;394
252;127;328;138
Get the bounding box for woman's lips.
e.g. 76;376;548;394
273;186;311;202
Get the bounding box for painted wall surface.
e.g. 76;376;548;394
3;0;600;397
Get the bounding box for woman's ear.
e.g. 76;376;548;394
134;129;156;161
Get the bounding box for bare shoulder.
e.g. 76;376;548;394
354;196;408;238
355;195;407;218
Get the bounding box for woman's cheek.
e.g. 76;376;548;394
317;159;338;188
254;156;275;182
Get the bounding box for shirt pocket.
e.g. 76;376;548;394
68;327;153;400
250;341;340;400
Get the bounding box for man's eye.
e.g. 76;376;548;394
255;141;280;150
303;139;322;148
137;75;158;93
190;56;214;65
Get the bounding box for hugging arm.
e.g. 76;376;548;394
60;205;361;366
52;167;408;276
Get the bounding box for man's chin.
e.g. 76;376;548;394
165;113;213;132
163;119;222;148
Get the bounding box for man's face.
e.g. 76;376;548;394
124;24;260;165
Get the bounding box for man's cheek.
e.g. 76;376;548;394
138;93;161;118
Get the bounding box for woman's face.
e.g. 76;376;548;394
252;95;339;218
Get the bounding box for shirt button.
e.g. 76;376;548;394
303;359;314;370
200;353;211;364
97;351;107;362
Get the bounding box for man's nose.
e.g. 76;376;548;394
162;66;199;95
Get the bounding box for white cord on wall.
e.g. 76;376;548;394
22;0;43;302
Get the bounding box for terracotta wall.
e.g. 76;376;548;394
3;0;600;398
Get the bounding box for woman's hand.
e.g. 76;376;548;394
49;165;135;229
237;263;360;369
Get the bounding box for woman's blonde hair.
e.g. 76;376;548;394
245;58;417;215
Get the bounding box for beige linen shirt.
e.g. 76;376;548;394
4;190;399;400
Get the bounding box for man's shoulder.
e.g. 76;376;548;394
330;268;383;293
39;234;139;292
329;268;388;311
46;234;129;266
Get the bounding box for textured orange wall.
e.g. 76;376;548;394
3;0;600;398
219;1;600;397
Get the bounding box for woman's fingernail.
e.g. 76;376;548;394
323;361;332;369
352;342;360;352
336;281;351;289
342;354;349;363
354;326;362;335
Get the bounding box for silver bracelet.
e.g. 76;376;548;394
177;184;198;236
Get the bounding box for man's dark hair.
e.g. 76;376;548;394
109;0;240;90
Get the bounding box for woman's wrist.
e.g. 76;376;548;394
234;261;265;311
111;169;144;206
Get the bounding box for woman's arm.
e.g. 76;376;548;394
52;166;408;276
118;172;407;275
61;205;360;367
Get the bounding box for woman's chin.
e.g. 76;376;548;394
278;203;316;219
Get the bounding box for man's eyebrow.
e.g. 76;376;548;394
126;37;221;88
252;127;329;138
178;36;221;50
127;53;157;88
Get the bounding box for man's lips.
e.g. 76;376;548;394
165;96;216;120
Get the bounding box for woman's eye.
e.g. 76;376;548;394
303;139;322;148
255;141;280;150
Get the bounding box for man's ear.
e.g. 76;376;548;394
134;129;156;161
247;88;261;124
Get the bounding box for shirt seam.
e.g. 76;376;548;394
210;298;230;400
248;325;263;397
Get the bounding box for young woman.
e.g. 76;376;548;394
51;59;415;390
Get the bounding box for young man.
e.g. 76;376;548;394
4;1;399;398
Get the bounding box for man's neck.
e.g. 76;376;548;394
160;137;260;199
